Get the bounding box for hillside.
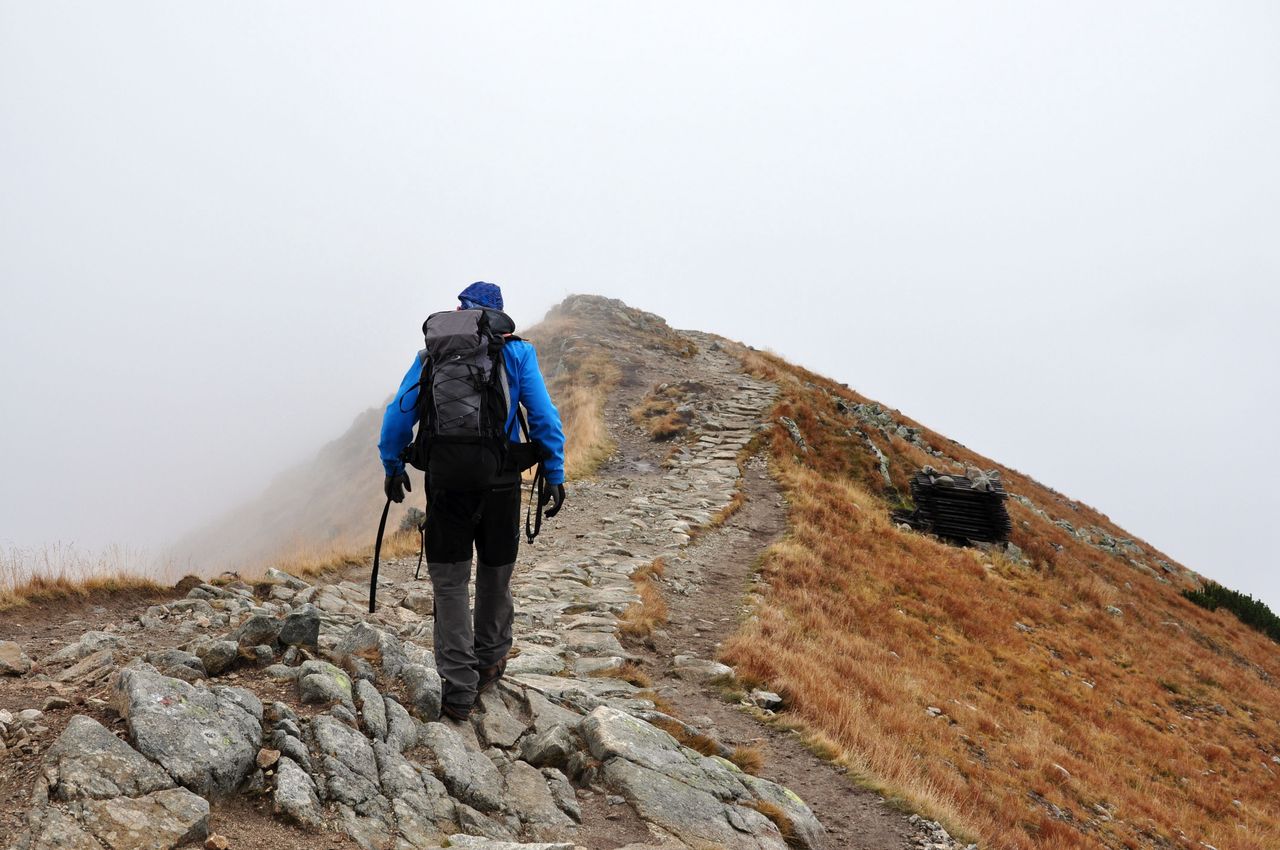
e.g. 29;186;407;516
2;294;1277;850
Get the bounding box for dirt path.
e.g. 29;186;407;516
597;332;918;850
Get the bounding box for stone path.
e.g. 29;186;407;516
3;324;969;850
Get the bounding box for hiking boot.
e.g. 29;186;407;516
441;701;473;722
477;658;507;694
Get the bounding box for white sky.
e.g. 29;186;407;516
1;3;1277;606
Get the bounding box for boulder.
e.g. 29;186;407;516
673;654;733;682
738;771;826;850
144;648;207;682
472;689;527;749
195;641;239;676
445;838;575;850
502;760;574;831
383;696;418;753
419;721;504;812
234;614;281;648
279;604;320;647
311;714;382;810
76;788;210;849
43;715;173;800
273;756;323;828
401;663;442;721
602;758;786;850
54;649;116;684
113;666;263;797
298;660;354;710
44;631;121;665
520;724;578;769
0;640;32;675
355;679;388;742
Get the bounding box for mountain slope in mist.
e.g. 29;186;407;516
169;295;689;574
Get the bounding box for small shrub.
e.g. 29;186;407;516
399;507;426;534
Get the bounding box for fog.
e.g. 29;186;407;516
1;3;1277;606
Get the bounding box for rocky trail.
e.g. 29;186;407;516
1;326;972;850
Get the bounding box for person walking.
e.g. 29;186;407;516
378;282;566;720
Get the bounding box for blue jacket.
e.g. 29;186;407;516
378;339;566;485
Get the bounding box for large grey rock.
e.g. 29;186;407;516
473;689;527;749
603;758;786;850
43;715;174;800
581;705;745;801
419;721;504;812
335;621;392;669
0;640;32;675
298;659;355;709
44;631;121;664
739;771;826;850
234;614;281;648
113;666;263;797
144;648;206;682
279;604;320;647
15;802;101;850
452;803;518;841
270;728;312;772
506;650;565;677
76;788;210;849
445;838;575;850
195;641;239;676
673;654;733;682
526;690;581;738
384;696;417;753
311;714;381;810
520;724;578;769
401;663;442;721
502;760;574;832
541;767;581;823
54;649;116;684
355;679;388;742
273;755;323;828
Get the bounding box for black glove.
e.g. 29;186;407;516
384;471;412;503
540;483;566;518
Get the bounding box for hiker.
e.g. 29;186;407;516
378;282;566;721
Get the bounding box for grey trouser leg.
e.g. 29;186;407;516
474;559;515;669
426;559;478;705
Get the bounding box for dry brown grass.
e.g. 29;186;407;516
526;313;621;479
619;557;669;638
745;799;797;843
729;745;766;775
272;529;421;580
631;381;703;441
722;348;1280;850
650;716;721;757
589;660;654;689
0;544;169;611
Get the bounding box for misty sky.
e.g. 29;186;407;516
2;3;1277;606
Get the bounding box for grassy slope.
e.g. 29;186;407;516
720;346;1280;850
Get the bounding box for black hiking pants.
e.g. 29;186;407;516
424;482;521;708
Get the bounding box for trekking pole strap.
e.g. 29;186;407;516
525;464;545;543
369;497;392;613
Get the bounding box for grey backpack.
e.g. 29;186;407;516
402;308;537;490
